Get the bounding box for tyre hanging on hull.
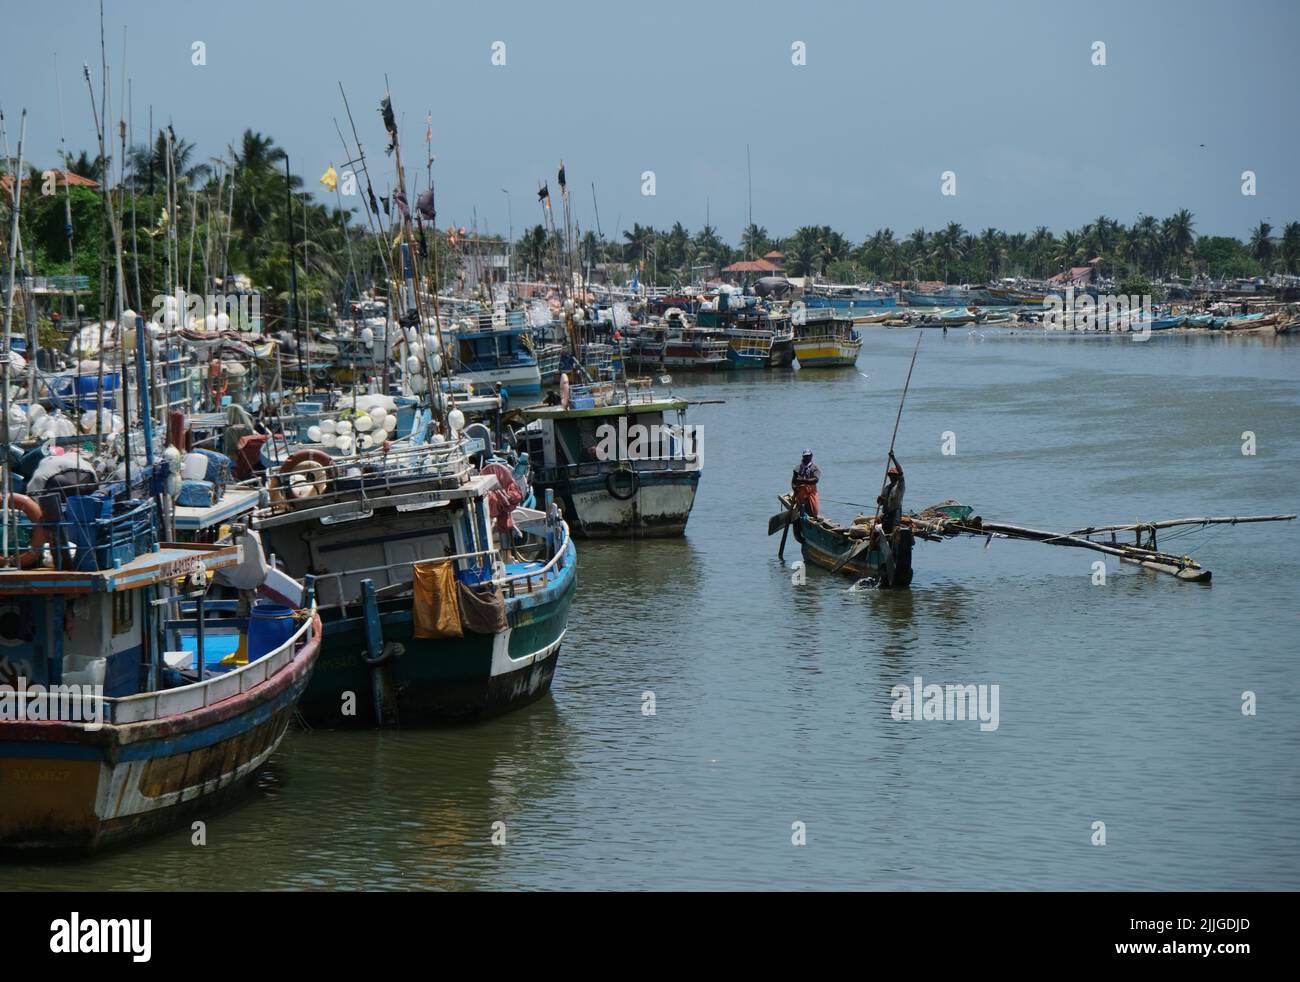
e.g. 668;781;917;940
605;465;638;501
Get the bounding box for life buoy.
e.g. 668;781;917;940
605;465;638;501
269;449;335;509
0;494;48;569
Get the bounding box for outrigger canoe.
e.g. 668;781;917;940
777;492;919;587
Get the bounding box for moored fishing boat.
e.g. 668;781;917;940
626;310;730;371
250;431;575;726
0;512;321;852
516;378;701;537
791;305;863;367
450;312;543;397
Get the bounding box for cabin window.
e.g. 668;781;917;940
112;591;134;636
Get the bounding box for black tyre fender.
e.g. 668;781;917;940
605;466;638;501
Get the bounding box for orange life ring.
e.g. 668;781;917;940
1;494;48;569
268;449;335;510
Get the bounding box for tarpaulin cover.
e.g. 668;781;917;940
413;560;463;639
456;582;508;635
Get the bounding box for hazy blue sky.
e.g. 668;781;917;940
2;0;1296;244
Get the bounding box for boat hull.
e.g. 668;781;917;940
298;544;576;727
783;499;914;586
794;337;863;367
542;467;700;537
0;617;321;853
457;363;542;396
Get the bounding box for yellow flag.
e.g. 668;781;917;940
319;165;338;191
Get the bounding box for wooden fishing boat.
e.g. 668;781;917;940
0;514;320;852
626;315;730;371
776;493;916;586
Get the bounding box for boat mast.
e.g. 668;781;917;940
1;109;27;564
284;154;303;398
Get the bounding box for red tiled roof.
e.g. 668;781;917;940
1047;266;1093;284
1;170;101;195
722;259;780;273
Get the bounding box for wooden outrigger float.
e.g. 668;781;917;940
950;514;1298;583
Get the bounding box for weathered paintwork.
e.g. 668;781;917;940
0;611;321;853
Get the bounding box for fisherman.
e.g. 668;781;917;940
877;452;905;532
791;449;820;517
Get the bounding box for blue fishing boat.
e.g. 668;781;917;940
804;285;897;311
450;308;542;396
0;499;321;852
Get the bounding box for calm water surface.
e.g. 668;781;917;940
5;328;1298;890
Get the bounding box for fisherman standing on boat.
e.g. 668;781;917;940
791;449;820;517
877;453;905;532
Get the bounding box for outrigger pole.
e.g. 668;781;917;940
828;333;923;574
874;332;922;521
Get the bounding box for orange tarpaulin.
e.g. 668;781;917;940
412;561;463;639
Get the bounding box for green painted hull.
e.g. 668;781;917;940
793;511;914;586
299;559;576;727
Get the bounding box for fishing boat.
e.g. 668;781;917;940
776;493;921;586
0;507;321;852
791;306;863;367
803;285;897;311
626;310;730;371
695;298;794;368
516;378;702;537
250;427;575;726
449;313;542;397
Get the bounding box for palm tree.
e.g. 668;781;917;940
1280;222;1300;275
1249;221;1274;270
932;223;966;282
740;223;769;259
1160;209;1195;277
1130;215;1161;276
519;224;548;274
691;224;729;270
66;149;109;181
622;223;655;264
979;228;1004;279
129;130;209;192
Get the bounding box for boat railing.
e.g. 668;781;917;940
314;549;499;608
41;603;318;726
250;441;478;525
498;513;572;597
566;378;666;408
17;497;160;573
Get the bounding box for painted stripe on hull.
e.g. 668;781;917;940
0;647;318;852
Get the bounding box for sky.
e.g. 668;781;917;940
1;0;1297;245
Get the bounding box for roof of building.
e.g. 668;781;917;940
722;259;780;274
1;169;101;195
1047;266;1094;284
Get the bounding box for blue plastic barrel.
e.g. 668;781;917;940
246;602;297;661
